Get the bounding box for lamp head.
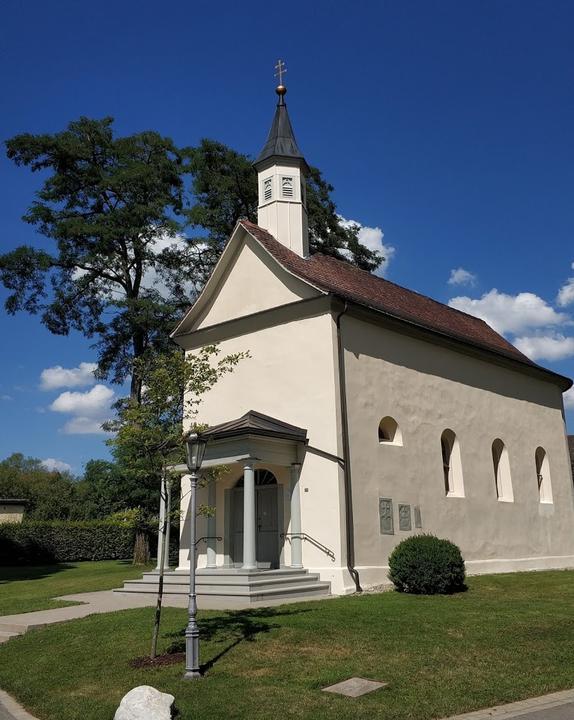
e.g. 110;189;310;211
185;432;208;473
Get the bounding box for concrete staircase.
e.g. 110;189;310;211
115;567;331;603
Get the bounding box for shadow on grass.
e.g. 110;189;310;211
165;606;314;674
0;563;76;584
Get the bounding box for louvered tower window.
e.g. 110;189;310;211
263;177;273;202
281;176;294;198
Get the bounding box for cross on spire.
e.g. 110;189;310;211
274;59;287;86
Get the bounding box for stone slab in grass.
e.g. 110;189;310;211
322;677;388;697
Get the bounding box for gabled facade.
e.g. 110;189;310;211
169;84;574;597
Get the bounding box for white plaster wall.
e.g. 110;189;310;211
195;236;317;330
177;311;350;593
342;315;574;588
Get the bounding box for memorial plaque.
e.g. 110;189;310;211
414;505;422;529
379;498;394;535
398;503;412;531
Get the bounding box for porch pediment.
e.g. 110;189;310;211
204;410;307;443
172;411;308;472
201;410;307;468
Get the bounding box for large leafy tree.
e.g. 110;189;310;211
1;117;197;400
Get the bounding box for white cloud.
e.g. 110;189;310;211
49;384;115;435
41;458;72;473
0;394;12;401
514;333;574;362
50;384;114;417
563;386;574;409
448;267;477;287
448;289;569;335
61;417;108;435
339;217;396;277
557;263;574;307
40;362;97;391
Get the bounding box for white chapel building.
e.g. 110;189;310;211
126;82;574;600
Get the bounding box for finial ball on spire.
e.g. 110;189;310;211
275;84;287;97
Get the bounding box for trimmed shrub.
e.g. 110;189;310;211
388;534;466;594
0;521;136;565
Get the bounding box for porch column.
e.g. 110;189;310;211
289;463;303;569
206;481;217;568
155;474;167;571
242;460;257;570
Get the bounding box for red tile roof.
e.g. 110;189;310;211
240;220;569;385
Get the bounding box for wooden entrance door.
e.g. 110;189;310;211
256;485;278;567
231;471;279;569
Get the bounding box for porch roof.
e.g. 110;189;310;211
201;410;307;443
169;411;308;473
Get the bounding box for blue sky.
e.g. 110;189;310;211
1;0;573;475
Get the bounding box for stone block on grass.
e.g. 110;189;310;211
114;685;175;720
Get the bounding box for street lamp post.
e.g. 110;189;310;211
183;432;208;680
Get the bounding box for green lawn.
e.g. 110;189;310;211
1;571;574;720
0;560;152;616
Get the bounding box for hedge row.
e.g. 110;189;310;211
0;521;136;564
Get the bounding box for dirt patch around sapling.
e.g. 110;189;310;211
130;652;185;669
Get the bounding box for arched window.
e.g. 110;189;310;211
441;429;464;497
235;469;277;488
492;439;513;502
535;447;553;503
378;416;402;446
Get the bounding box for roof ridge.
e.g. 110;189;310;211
311;251;496;330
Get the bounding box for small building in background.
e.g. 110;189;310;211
0;499;27;524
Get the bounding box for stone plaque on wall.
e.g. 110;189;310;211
414;505;422;529
398;503;412;531
379;498;394;535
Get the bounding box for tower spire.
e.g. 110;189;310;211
254;60;307;171
254;62;309;257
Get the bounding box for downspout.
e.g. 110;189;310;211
335;300;362;593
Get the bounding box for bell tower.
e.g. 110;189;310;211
254;61;309;257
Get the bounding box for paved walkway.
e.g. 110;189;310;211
0;590;188;644
0;586;332;645
445;689;574;720
0;691;37;720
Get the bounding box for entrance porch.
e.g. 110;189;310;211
118;412;332;603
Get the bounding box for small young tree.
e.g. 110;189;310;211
105;344;246;658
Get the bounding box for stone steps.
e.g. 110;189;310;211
115;568;331;603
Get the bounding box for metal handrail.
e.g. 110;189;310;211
280;532;336;562
194;535;222;547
